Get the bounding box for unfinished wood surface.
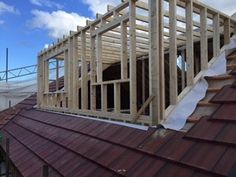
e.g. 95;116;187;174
81;31;88;110
213;13;220;57
200;7;208;70
121;21;128;79
129;0;137;116
169;0;178;105
90;26;96;111
133;95;155;122
186;0;194;86
96;34;103;83
72;36;79;109
224;18;230;45
114;83;121;113
101;84;108;112
37;0;236;125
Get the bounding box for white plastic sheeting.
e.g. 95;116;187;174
162;35;236;130
0;66;64;111
0;78;37;111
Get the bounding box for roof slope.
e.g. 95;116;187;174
0;56;236;177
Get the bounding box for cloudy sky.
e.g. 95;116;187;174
0;0;235;71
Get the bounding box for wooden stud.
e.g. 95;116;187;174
200;7;208;70
44;60;49;93
142;59;145;104
101;84;107;112
90;25;96;110
72;36;79;109
121;21;128;79
186;0;194;86
56;59;59;91
213;13;220;57
96;34;103;82
81;31;88;109
37;56;44;107
64;50;69;92
149;0;164;124
114;83;120;113
68;38;74;109
169;0;178;105
181;50;186;90
129;0;137;116
224;18;230;45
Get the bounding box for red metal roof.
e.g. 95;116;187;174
0;56;236;177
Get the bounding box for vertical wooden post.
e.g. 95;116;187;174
121;21;128;79
186;0;194;86
181;50;186;90
114;83;120;113
56;59;59;91
37;56;44;107
44;60;49;93
72;35;79;110
224;18;231;45
129;0;137;116
213;13;220;57
200;7;208;70
68;38;74;109
149;0;164;124
142;60;145;104
101;84;107;112
64;50;69;92
96;34;103;83
81;31;88;110
169;0;178;105
90;26;96;110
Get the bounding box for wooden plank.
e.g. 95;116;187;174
224;17;230;45
101;84;107;112
81;30;88;109
68;38;74;109
169;0;178;105
133;95;154;122
149;0;164;124
72;35;79;109
90;25;96;110
92;13;129;36
56;59;59;91
186;0;194;86
96;34;103;82
44;59;49;93
64;50;69;92
142;59;145;104
129;0;137;116
37;56;43;107
213;13;220;57
200;7;208;70
114;83;121;113
121;21;128;79
181;50;186;90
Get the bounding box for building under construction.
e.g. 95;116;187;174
0;0;236;176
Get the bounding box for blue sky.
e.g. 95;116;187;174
0;0;235;71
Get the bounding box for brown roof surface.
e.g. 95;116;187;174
0;56;236;176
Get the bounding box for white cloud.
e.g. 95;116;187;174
0;19;4;24
29;0;63;9
199;0;236;15
0;1;19;15
30;10;90;38
82;0;119;16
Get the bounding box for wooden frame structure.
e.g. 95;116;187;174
37;0;236;125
